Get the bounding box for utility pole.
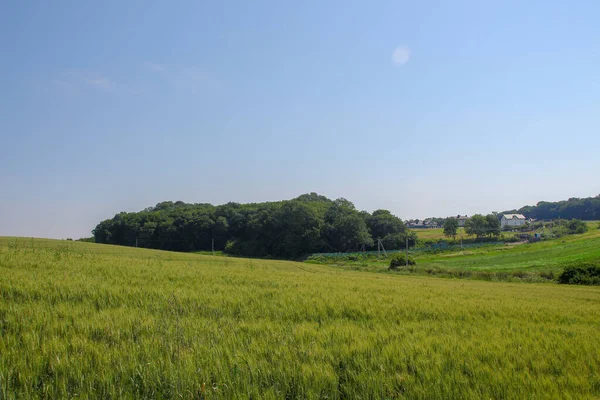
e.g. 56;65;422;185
377;239;387;257
212;238;215;256
405;235;409;267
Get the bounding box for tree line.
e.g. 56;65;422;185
504;195;600;221
92;193;417;259
442;214;501;240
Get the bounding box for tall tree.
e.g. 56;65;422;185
443;218;459;241
465;214;500;239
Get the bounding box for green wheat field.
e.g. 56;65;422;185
1;237;600;398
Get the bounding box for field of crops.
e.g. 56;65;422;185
1;237;600;398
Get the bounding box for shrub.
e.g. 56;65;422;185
224;240;237;254
511;270;531;280
539;270;555;281
418;239;436;248
558;263;600;285
549;226;569;239
475;271;494;281
389;253;416;270
566;219;588;234
503;235;521;243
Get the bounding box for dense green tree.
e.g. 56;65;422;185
485;214;501;237
442;218;459;241
367;210;405;239
565;219;588;234
324;199;373;252
93;194;412;259
465;215;485;238
465;214;500;239
275;201;324;258
380;231;417;250
503;195;600;221
365;209;415;249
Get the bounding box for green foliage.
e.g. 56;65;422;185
389;253;416;269
464;214;500;239
380;231;417;250
323;199;373;252
2;238;600;398
504;195;600;220
365;209;416;249
93;194;411;259
546;219;589;239
558;262;600;285
309;225;600;283
502;234;522;243
566;219;588;234
442;218;459;240
366;209;405;238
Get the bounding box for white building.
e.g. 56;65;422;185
500;214;527;228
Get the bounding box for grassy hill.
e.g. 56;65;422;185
1;237;600;398
309;223;600;281
418;227;600;272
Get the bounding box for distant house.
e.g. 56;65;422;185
456;215;469;227
422;219;439;229
425;220;439;229
405;219;439;229
408;220;425;228
500;214;527;228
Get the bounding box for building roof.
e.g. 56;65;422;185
502;214;526;220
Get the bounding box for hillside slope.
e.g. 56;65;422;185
418;226;600;272
311;225;600;281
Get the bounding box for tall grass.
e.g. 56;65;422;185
1;239;600;398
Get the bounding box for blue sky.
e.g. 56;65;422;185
2;0;600;238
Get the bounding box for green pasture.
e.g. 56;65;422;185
408;227;459;240
417;227;600;272
310;223;600;280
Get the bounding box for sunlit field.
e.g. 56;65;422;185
308;223;600;282
1;238;600;398
408;228;464;240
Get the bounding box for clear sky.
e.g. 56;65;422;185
2;0;600;239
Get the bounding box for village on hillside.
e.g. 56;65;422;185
405;213;532;229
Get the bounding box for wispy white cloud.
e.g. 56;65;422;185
145;63;166;72
392;46;412;66
54;70;117;93
178;66;222;91
81;76;114;89
54;64;221;97
146;63;222;93
51;79;79;95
